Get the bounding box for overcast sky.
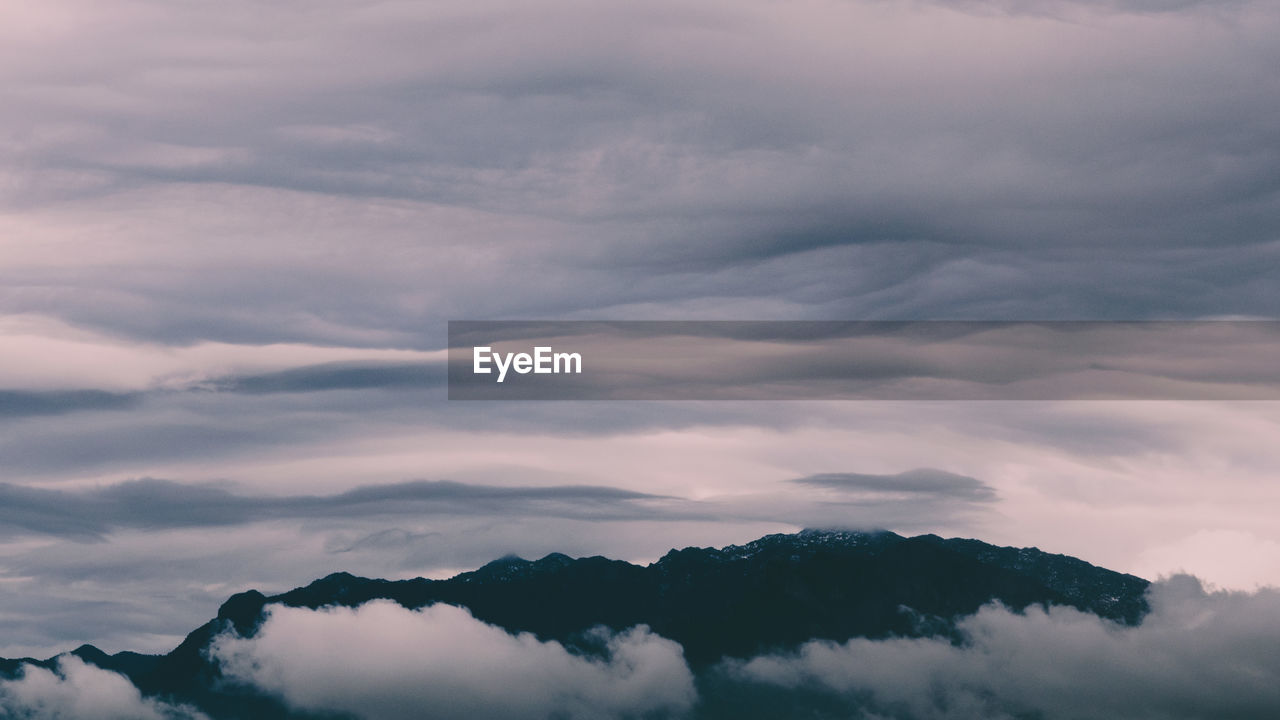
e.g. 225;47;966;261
2;0;1279;658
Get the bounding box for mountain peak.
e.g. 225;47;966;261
69;644;108;663
7;530;1152;719
657;528;904;566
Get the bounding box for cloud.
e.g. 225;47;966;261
0;0;1277;679
0;314;443;391
0;655;206;720
324;528;443;555
0;390;140;418
938;0;1247;18
727;576;1280;719
0;479;678;541
3;0;1280;353
450;321;1280;400
212;361;443;394
211;600;696;720
792;469;997;503
0;464;1000;550
5;397;1280;657
8;574;1280;720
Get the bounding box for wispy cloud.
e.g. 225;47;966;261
0;479;677;542
792;469;998;503
3;0;1279;348
0;390;140;418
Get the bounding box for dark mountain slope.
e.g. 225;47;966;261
2;529;1149;718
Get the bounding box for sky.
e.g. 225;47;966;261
2;0;1280;659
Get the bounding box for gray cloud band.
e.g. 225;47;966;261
0;466;991;542
792;469;998;503
448;321;1280;400
0;479;677;542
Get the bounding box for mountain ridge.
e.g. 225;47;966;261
2;529;1150;719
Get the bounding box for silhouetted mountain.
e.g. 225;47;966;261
2;530;1149;719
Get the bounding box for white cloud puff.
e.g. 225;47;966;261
731;575;1280;719
211;600;696;720
0;655;206;720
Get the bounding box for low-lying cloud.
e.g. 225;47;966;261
9;576;1280;718
728;575;1280;719
0;655;206;720
211;600;697;720
208;577;1280;719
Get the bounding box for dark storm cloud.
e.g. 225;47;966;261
792;469;998;503
0;479;678;542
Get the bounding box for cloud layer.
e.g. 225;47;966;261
0;478;673;542
8;576;1280;718
211;601;697;720
3;0;1280;660
4;0;1280;344
0;656;205;720
730;576;1280;719
792;469;998;503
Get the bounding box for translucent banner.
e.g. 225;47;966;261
447;321;1280;400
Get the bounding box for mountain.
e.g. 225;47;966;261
1;530;1150;719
